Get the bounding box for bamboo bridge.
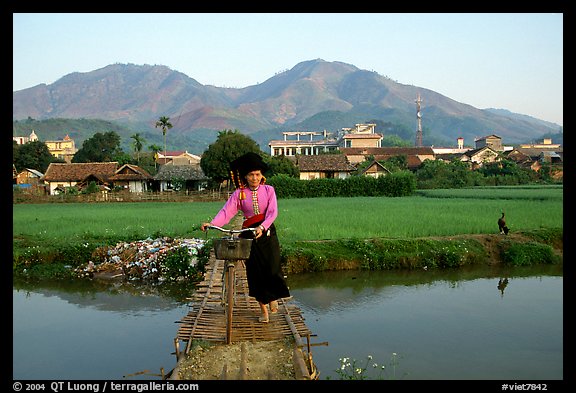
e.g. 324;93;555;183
168;255;323;380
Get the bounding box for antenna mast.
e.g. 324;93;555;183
415;93;423;147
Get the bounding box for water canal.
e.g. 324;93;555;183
13;263;562;380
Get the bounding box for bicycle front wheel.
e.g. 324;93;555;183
225;262;235;344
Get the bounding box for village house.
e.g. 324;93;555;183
13;130;78;163
13;129;39;145
44;134;77;163
458;146;501;169
42;162;119;195
156;150;202;166
268;131;339;157
295;154;356;180
361;160;392;178
153;165;209;192
339;146;435;171
268;123;382;157
474;134;506;152
13;167;45;194
340;123;382;148
152;150;208;192
109;164;153;193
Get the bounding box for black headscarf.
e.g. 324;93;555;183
229;152;269;199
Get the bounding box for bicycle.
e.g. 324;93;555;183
205;225;256;344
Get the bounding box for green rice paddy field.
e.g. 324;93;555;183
13;185;563;255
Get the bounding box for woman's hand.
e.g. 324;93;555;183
254;225;265;239
200;223;211;232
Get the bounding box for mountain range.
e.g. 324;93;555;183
13;59;561;153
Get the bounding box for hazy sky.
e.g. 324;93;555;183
13;13;563;126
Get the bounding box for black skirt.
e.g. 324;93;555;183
240;223;290;304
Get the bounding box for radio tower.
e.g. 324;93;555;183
415;93;423;147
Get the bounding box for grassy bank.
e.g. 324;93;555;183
13;185;563;279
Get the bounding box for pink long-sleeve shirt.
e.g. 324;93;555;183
210;185;278;230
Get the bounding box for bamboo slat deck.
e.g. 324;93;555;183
171;255;320;380
175;257;313;349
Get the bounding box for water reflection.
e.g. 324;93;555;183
13;263;562;380
497;277;509;297
285;264;561;312
287;264;563;380
13;277;195;312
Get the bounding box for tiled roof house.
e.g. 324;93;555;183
339;147;435;170
109;164;153;193
296;154;355;180
153;164;209;192
42;162;119;195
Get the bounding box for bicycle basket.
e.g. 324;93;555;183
213;237;253;260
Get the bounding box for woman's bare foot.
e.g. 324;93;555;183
270;300;278;313
259;302;269;323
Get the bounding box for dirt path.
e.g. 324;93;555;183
172;339;299;380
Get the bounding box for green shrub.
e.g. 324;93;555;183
159;245;206;282
268;171;417;199
502;242;560;266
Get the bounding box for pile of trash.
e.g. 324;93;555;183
76;236;209;281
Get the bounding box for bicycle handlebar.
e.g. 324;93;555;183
206;225;256;235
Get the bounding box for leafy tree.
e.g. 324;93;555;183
380;135;412;147
72;131;124;163
415;159;473;189
130;133;146;164
200;129;262;183
267;155;299;178
478;159;533;184
384;155;408;171
13;140;63;173
155;116;173;160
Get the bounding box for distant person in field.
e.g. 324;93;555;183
201;152;290;323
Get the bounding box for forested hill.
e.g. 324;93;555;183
13;59;561;152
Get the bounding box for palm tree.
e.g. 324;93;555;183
155;116;173;164
149;144;162;171
130;133;146;164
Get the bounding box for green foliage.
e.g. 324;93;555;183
367;118;415;142
200;129;263;182
380;134;413;147
58;242;99;267
72;131;125;163
130;132;146;164
289;238;488;272
478;159;536;185
415;158;545;188
267;155;299;178
416;159;474;189
155;115;173;158
14;262;77;280
13;188;562;279
64;186;80;195
13;140;63;173
13;242;97;279
158;245;205;282
521;227;563;247
502;242;560;266
83;181;100;194
171;177;186;191
383;154;408;171
267;171;416;198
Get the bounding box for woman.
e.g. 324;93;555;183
200;152;290;323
